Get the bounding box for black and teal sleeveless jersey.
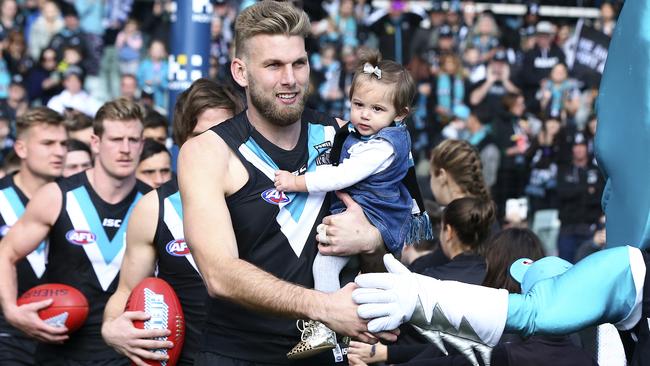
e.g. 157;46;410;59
36;172;150;361
154;178;206;366
202;109;339;364
0;174;48;337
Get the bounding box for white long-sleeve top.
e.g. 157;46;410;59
305;138;395;192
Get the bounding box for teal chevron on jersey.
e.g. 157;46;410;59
69;187;140;264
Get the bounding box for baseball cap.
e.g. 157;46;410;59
510;256;573;294
536;21;555;35
63;65;84;79
429;1;443;13
438;25;454;38
527;2;540;16
492;50;508;63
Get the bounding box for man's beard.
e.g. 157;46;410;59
248;76;307;127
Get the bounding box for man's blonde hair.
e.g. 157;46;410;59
234;1;311;58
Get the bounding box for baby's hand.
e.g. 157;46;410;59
274;170;296;192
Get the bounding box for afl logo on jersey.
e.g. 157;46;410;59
166;239;190;256
65;230;96;245
261;189;291;205
0;224;11;237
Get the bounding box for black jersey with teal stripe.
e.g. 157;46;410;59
202;109;339;364
154;178;206;366
37;172;150;361
0;174;47;337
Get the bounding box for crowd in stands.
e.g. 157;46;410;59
0;0;621;266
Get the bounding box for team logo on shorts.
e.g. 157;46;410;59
65;230;96;245
261;189;291;205
166;239;190;256
0;224;11;237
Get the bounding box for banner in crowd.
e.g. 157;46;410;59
567;20;611;87
167;0;213;118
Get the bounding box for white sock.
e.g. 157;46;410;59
313;253;350;293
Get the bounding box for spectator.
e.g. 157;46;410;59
25;47;61;105
115;18;143;75
210;15;230;80
538;62;580;122
427;53;470;129
63;112;92;145
62;138;92;177
520;21;566;109
47;65;101;118
0;0;23;39
409;3;446;82
137;39;168;111
28;1;63;61
492;92;531;221
310;42;343;117
368;0;422;65
48;6;91;66
466;112;500;190
556;137;605;262
330;0;359;48
462;46;486;84
3;30;34;79
0;81;28;126
56;45;83;75
136;138;171;188
119;73;139;102
466;12;500;64
524;118;567;215
469;50;520;124
0;37;10;99
593;1;617;37
142;110;168;145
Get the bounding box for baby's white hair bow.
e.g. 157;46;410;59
363;63;382;80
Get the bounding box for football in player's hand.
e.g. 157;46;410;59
17;283;89;333
125;277;185;366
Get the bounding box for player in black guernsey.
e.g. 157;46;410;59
0;99;148;366
0;108;67;366
102;79;243;366
178;3;396;366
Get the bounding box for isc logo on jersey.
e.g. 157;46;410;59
261;189;291;205
166;239;190;257
66;230;96;245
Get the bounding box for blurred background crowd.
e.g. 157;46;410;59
0;0;622;263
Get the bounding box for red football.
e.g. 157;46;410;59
125;277;185;366
17;283;89;333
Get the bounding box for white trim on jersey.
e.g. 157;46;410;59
0;191;47;278
163;198;200;275
237;125;336;258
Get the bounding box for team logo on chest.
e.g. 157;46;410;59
261;188;291;205
65;230;96;245
165;239;190;256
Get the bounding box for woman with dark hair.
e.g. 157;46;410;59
482;228;545;292
25;47;61;105
3;30;34;78
423;197;495;284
